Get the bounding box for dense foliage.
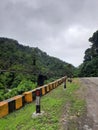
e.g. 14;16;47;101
78;30;98;77
0;37;75;101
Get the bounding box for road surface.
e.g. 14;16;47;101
80;77;98;130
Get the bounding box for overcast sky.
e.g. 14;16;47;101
0;0;98;67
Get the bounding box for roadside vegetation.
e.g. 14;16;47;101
0;38;75;101
0;79;86;130
78;30;98;77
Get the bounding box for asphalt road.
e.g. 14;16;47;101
80;77;98;130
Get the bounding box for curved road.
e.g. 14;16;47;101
80;77;98;130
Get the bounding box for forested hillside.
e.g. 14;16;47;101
0;37;75;101
78;30;98;77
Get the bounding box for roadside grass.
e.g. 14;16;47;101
0;78;86;130
61;79;86;130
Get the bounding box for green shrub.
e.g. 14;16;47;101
17;80;36;94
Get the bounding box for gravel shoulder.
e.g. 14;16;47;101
61;78;98;130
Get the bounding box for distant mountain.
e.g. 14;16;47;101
0;37;75;101
0;37;75;77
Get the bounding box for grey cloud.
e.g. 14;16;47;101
0;0;98;66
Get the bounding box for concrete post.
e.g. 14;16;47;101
36;88;40;113
64;78;66;89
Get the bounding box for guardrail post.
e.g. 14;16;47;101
36;88;41;113
64;78;66;89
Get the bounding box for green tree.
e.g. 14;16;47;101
79;30;98;77
84;48;92;62
89;30;98;56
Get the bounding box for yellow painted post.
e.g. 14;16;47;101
0;101;8;118
47;85;50;92
41;87;45;95
23;91;33;103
